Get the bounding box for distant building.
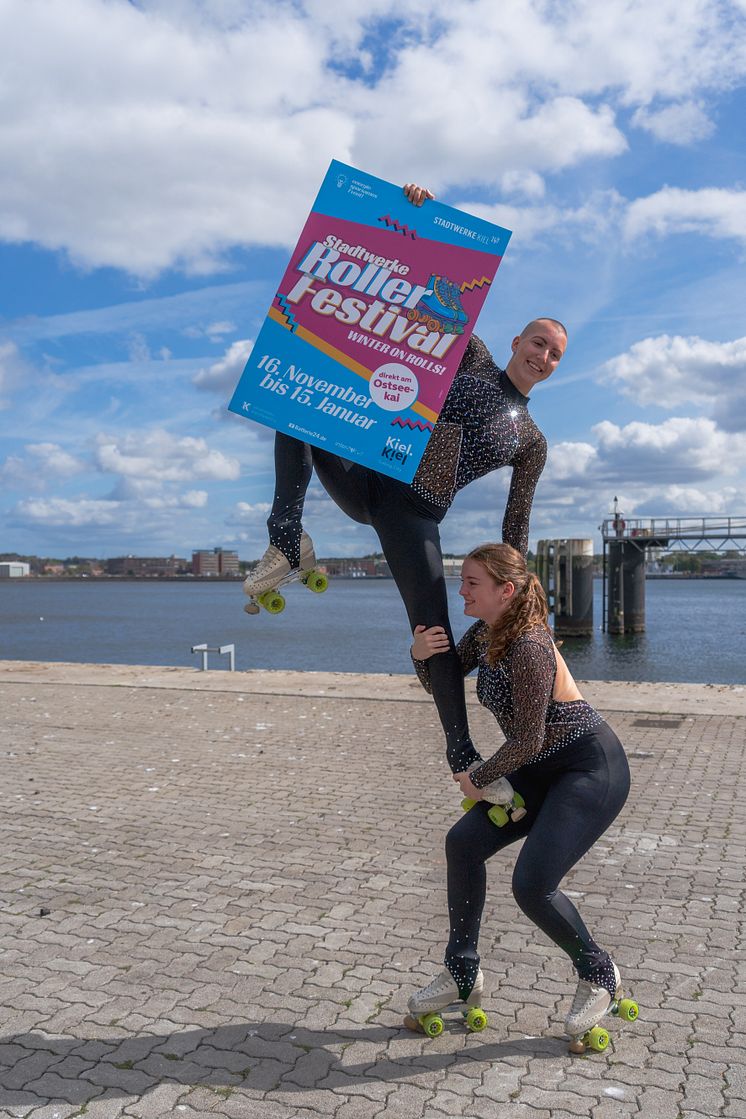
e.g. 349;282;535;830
192;548;240;577
442;557;466;577
0;561;30;578
106;555;187;577
319;556;392;577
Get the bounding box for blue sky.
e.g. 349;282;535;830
1;0;745;561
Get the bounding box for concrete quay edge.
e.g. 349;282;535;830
0;658;743;716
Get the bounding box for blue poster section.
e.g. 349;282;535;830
315;161;511;255
229;316;432;482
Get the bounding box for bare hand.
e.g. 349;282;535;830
403;183;435;207
453;771;482;800
411;624;450;660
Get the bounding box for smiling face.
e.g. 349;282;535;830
505;318;567;396
459;556;515;625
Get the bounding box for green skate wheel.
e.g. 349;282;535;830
513;792;525;809
465;1007;488;1032
487;804;509;827
461;797;477;812
587;1026;609;1052
259;591;285;614
303;570;328;593
421;1013;444;1037
617;998;638;1022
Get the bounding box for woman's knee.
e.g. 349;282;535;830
445;809;495;869
511;861;555;917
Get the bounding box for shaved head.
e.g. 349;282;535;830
520;317;568;340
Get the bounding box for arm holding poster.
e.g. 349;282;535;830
232;164;567;774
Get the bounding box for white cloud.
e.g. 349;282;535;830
0;442;86;488
593;416;746;480
546;441;598;480
1;0;744;276
601;333;746;404
625;187;746;244
632;101;714;144
600;333;746;432
94;429;241;482
500;170;546;200
16;497;122;527
460;190;624;248
634;484;740;514
194;339;253;393
142;489;208;509
206;320;236;339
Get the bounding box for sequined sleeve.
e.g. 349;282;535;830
502;432;547;556
469;636;556;787
411;621;486;694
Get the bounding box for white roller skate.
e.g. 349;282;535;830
462;774;527;827
565;962;639;1054
403;968;487;1037
243;531;327;615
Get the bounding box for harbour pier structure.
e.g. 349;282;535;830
536;538;594;637
601;504;746;633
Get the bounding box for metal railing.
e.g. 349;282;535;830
600;515;746;548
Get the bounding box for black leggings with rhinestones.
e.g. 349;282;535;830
268;432;480;772
443;721;631;999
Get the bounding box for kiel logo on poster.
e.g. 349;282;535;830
381;436;412;465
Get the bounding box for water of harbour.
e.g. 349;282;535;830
1;577;744;685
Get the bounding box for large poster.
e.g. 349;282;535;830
229;160;511;482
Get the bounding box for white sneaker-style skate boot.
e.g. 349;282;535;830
564;962;639;1053
404;968;487;1037
243;531;316;596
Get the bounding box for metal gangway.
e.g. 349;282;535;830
600;503;746;632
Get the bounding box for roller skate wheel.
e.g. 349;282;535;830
461;797;477;812
259;591;285;614
487;804;509;827
618;998;638;1022
513;792;526;809
303;570;328;593
465;1007;488;1032
243;601;260;615
421;1013;444;1037
587;1026;609;1052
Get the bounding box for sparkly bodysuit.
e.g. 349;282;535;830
413;621;630;1001
413;621;605;786
411;335;547;556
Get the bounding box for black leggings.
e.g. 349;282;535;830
444;722;631;997
268;433;480;772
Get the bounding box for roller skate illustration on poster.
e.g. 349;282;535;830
404;968;488;1037
565;963;639;1054
243;531;328;615
461;775;527;827
406;274;468;335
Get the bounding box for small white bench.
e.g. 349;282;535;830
191;643;235;671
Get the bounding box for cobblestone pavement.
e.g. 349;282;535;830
1;663;744;1119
